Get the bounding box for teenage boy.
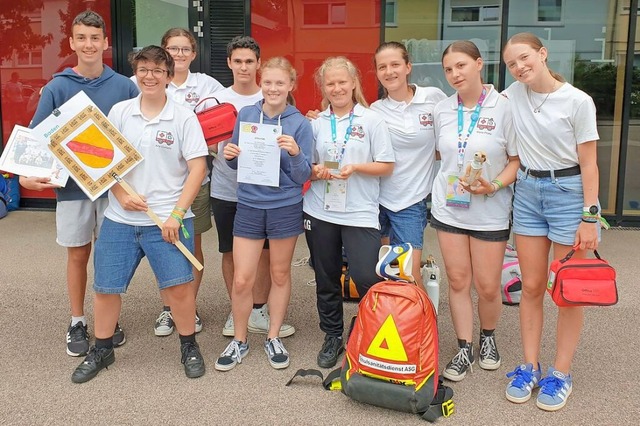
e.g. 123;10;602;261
21;11;138;357
209;36;295;338
71;45;208;383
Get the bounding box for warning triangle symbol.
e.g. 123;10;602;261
366;314;408;361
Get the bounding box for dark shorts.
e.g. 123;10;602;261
212;197;270;252
430;216;510;242
234;201;303;240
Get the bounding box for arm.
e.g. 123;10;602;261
575;141;599;249
224;115;242;170
468;155;520;195
281;119;313;185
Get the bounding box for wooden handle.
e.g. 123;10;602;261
116;179;203;271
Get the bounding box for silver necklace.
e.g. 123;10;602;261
528;80;557;113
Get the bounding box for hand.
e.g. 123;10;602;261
162;215;181;244
115;192;148;212
277;135;299;156
335;164;357;179
305;109;320;120
574;220;599;250
464;177;494;195
223;143;240;160
19;176;60;191
313;164;333;180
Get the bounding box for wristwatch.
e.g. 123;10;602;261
583;205;599;215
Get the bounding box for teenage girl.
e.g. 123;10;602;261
149;28;224;336
432;41;519;382
502;32;602;412
304;56;395;369
370;41;447;289
216;57;312;371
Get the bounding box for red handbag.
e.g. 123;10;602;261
194;97;237;146
547;249;618;307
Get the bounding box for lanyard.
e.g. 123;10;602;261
329;107;354;164
457;87;487;169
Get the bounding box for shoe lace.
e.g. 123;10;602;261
539;375;564;397
480;335;498;360
506;366;533;389
291;256;310;267
268;338;288;355
449;347;473;373
84;346;104;364
321;337;339;355
181;342;198;364
157;310;172;326
221;340;244;364
69;323;88;340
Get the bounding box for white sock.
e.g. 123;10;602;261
71;316;86;327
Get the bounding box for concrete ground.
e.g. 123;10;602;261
0;210;638;425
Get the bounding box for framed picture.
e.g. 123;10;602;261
0;125;68;186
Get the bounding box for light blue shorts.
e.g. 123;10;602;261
512;169;600;246
93;218;195;294
379;198;428;249
233;201;303;240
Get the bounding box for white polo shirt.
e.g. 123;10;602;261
432;85;518;230
208;87;264;202
303;103;395;229
503;81;599;170
371;85;447;212
106;95;208;226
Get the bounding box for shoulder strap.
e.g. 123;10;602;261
193;96;220;112
285;367;342;390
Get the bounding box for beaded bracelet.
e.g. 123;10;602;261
581;213;610;229
170;212;191;239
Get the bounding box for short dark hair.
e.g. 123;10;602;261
226;36;260;60
72;11;107;37
129;45;175;78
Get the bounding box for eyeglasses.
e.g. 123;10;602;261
135;68;168;78
166;46;193;55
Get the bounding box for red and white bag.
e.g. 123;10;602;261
547;249;618;307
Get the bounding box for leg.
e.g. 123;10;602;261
163;283;196;336
231;237;264;342
221;252;234;296
342;226;382;297
94;293;122;339
66;244;92;317
470;238;506;332
266;236;298;338
254;248;271;304
192;233;204;298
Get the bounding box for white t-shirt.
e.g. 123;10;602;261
106;95;208;225
303;103;395;229
370;85;447;212
208;86;264;202
432;85;518;231
503;81;599;170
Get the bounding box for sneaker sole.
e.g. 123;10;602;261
185;364;206;378
154;327;174;337
71;356;115;383
66;347;88;357
506;389;533;404
248;325;296;338
442;369;467;382
536;387;572;412
214;348;249;372
479;358;501;370
264;347;290;369
222;327;234;337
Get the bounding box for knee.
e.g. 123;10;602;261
521;280;547;300
476;283;501;303
68;245;91;263
447;273;471;293
270;269;291;287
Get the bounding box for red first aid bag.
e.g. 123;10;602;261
547;249;618;307
194;97;237;146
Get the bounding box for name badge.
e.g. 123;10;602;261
324;180;347;212
445;174;471;209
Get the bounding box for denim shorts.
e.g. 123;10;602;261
513;168;599;246
234;201;303;240
379;198;428;249
93;218;195;294
430;215;510;242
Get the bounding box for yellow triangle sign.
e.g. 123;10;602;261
366;314;408;361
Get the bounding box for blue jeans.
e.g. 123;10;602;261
94;218;195;294
379;198;428;249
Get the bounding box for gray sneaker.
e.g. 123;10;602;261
443;342;474;382
248;305;296;338
154;309;174;336
195;311;203;334
478;332;501;370
264;337;290;369
215;339;249;372
222;312;234;337
66;322;89;357
112;323;126;347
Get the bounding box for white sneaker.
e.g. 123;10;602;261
195;311;203;333
248;305;295;338
222;312;234;337
154;309;174;336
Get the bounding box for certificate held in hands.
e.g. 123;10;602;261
237;121;282;187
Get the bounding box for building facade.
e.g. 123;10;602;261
1;0;639;224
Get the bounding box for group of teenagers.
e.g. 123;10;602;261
19;10;605;413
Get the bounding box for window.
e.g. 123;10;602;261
303;2;346;26
386;1;398;27
451;5;500;23
15;51;42;67
538;0;562;22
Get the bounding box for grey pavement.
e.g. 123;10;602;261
1;210;638;425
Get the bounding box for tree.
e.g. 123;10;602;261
0;1;53;61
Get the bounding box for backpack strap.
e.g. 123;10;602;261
285;367;342;390
420;379;455;422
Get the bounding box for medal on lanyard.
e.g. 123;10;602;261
457;87;487;171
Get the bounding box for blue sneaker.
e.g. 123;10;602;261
214;339;249;372
536;367;573;411
505;363;542;403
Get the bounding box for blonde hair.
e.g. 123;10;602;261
260;56;297;106
504;32;566;83
314;56;368;110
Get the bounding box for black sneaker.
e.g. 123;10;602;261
66;322;89;357
317;335;344;368
71;346;115;383
478;332;501;370
112;323;126;347
181;341;206;378
442;342;474;382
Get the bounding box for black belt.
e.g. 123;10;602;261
519;164;580;178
